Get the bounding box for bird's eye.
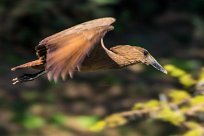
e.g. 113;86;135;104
143;50;148;56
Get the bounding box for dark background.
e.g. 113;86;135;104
0;0;204;136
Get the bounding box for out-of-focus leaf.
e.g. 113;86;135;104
190;96;204;106
183;129;204;136
50;113;67;125
105;114;127;127
89;121;106;132
179;74;196;87
133;102;144;110
171;69;186;77
76;116;99;128
164;64;186;77
164;64;176;72
185;121;202;129
155;107;185;126
22;115;45;129
144;100;160;109
168;90;191;103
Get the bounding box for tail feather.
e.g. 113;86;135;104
11;59;43;71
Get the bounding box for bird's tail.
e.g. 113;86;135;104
11;59;43;71
11;59;46;84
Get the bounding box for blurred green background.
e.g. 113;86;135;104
0;0;204;136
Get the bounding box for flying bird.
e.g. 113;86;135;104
11;17;167;84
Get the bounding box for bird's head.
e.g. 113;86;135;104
110;45;167;74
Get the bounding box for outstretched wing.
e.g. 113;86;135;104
36;17;115;82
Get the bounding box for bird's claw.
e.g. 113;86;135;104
12;74;33;84
12;77;20;84
12;71;46;85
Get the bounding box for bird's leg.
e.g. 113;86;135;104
12;70;47;84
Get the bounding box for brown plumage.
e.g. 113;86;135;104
11;17;167;84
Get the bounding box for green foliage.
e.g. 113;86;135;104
1;0;204;135
90;64;204;135
133;100;160;110
184;129;204;136
168;90;191;104
76;116;99;128
183;121;204;136
89;121;106;132
89;114;127;132
190;96;204;106
22;114;45;129
155;107;185;126
50;113;67;125
165;64;196;87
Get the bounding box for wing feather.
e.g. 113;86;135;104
36;17;115;81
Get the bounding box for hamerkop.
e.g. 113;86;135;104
11;17;167;84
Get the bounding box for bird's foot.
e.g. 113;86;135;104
12;70;46;84
12;73;36;84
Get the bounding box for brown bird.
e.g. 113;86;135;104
11;17;167;84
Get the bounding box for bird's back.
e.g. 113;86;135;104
80;43;119;71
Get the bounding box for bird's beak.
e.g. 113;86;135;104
147;55;167;74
